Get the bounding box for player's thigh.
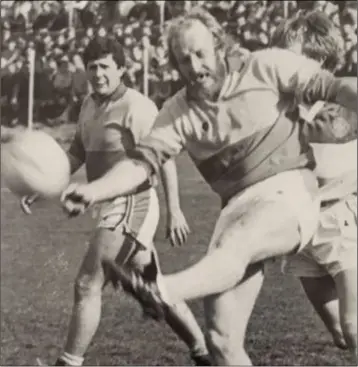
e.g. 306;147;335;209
204;262;264;344
209;170;320;265
76;226;129;288
127;189;161;272
211;198;307;266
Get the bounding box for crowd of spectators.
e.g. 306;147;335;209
1;0;357;127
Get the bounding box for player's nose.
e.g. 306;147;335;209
189;55;202;75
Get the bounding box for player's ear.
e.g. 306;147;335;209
118;66;126;78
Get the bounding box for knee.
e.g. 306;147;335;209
130;248;152;273
74;273;102;302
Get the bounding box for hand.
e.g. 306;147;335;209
166;210;190;247
20;194;40;214
1;127;16;143
61;183;95;217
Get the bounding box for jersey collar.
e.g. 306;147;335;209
91;82;127;105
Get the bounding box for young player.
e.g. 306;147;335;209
271;10;357;358
28;37;209;366
60;7;357;365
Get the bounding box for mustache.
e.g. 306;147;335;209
188;71;212;84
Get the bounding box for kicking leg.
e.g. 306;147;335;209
131;247;209;365
299;276;347;349
109;171;319;318
162;195;312;303
204;263;264;365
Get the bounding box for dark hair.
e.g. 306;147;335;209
270;10;344;72
82;36;126;69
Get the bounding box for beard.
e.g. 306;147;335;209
184;54;227;101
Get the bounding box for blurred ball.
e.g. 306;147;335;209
1;130;70;198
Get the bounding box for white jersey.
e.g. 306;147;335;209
301;101;357;199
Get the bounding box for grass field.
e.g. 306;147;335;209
0;127;355;365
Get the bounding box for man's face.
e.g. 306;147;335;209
8;41;16;52
171;20;224;98
86;54;123;97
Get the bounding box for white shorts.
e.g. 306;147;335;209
92;187;160;250
283;194;357;277
208;169;320;255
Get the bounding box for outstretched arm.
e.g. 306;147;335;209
257;49;357;113
61;103;187;215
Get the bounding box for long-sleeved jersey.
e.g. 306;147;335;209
129;47;343;205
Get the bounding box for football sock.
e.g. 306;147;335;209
57;352;84;366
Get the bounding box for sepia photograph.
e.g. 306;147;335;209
1;1;357;365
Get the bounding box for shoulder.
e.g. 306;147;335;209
159;88;188;121
249;47;320;70
80;93;94;111
124;88;158;114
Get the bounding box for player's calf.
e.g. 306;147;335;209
334;268;357;361
206;328;251;365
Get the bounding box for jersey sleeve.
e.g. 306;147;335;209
128;97;159;144
250;48;339;105
67;123;86;171
67;96;88;168
128;99;187;175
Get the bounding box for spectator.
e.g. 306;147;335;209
8;3;27;33
1;59;18;126
0;0;356;120
48;55;74;125
32;2;56;31
50;2;70;32
70;54;90;122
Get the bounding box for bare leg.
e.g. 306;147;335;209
334;269;357;361
299;276;347;349
131;247;208;360
63;229;120;359
204;263;264;365
163;198;304;303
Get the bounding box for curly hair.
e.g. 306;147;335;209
166;6;232;70
270;10;344;72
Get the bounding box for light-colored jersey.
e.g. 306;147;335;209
68;86;158;183
300;101;357;199
131;47;340;204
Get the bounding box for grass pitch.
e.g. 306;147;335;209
1;127;355;365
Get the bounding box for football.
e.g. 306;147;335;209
1;129;71;198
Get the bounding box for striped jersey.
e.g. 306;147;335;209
130;47;341;205
68;85;158;183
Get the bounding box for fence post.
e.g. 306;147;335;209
27;47;35;130
142;36;150;97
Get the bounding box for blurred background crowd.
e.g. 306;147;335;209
1;0;357;127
